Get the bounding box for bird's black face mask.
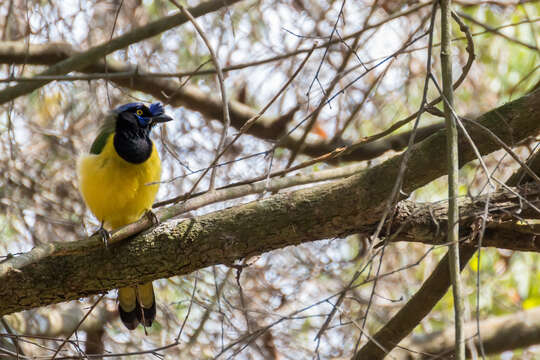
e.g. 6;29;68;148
113;102;173;164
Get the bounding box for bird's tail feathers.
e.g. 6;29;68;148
118;283;156;330
136;282;156;327
118;286;139;330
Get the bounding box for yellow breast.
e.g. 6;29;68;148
77;133;161;230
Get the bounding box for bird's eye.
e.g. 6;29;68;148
136;109;144;116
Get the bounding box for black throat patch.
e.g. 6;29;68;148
113;112;153;164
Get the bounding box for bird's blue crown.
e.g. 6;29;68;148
115;102;164;116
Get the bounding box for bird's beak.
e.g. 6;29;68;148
151;114;173;125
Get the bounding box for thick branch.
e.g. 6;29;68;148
389;183;540;251
352;150;540;360
353;109;540;359
353;245;476;360
405;307;540;359
0;89;539;316
353;186;540;359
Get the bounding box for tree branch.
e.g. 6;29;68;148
388;184;540;251
353;245;476;360
0;0;243;105
0;89;539;316
0;40;446;163
351;167;540;359
440;1;465;357
352;91;540;359
405;307;540;359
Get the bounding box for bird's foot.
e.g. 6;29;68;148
92;222;111;248
144;210;159;227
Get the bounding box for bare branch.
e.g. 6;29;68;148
406;307;540;359
352;246;476;360
441;1;465;358
0;0;243;105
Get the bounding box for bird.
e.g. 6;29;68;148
77;102;173;330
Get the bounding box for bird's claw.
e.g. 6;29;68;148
145;210;159;227
92;225;111;248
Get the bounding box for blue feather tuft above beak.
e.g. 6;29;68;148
149;102;165;116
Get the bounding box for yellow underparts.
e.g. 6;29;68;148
77;133;161;230
117;285;154;312
78;132;159;319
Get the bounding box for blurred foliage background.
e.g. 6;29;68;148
0;0;539;358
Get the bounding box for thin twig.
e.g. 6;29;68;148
1;16;533;85
0;0;243;105
355;11;437;346
176;272;199;343
172;1;231;190
458;11;539;52
441;1;465;358
51;294;105;360
185;269;232;348
344;18;439;350
462;116;540;184
286;0;348;167
429;76;494;190
1;316;25;357
352;246;476;360
172;45;315;204
155;162;364;217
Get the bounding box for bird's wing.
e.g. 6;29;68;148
89;112;116;155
